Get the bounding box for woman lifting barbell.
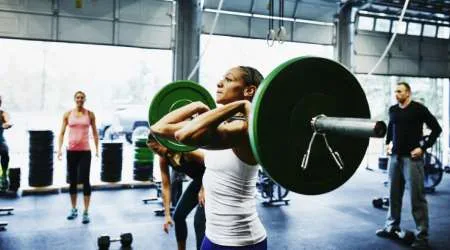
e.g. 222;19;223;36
150;57;388;250
151;66;268;250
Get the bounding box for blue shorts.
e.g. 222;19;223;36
201;236;267;250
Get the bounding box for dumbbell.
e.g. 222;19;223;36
97;233;133;249
372;197;389;208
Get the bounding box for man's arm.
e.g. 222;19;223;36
174;100;251;149
385;120;392;145
151;101;210;141
421;107;442;150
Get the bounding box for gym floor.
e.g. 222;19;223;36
1;166;449;250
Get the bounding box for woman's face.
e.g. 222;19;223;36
215;67;247;105
74;93;86;108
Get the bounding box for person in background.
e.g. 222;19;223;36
376;82;442;249
57;91;99;224
147;134;206;250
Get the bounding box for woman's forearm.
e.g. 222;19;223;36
175;100;247;146
151;102;209;139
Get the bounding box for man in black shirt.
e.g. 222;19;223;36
376;82;442;249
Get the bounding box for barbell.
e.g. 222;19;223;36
149;56;387;195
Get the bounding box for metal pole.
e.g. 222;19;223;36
312;114;387;138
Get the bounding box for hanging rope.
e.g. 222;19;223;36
367;0;410;75
267;0;276;47
187;0;225;81
278;0;287;43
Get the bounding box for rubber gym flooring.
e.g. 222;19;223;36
1;166;450;250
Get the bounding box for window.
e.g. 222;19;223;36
199;34;334;97
375;18;391;32
392;20;407;34
407;22;422;36
358;16;374;31
0;38;173;186
422;24;437;37
437;26;450;39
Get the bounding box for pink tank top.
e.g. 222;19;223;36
68;109;91;151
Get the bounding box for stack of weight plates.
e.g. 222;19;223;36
28;130;54;187
101;142;123;182
133;138;153;181
8;168;20;192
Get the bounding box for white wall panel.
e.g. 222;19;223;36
292;22;333;44
0;11;51;39
25;14;52;38
354;31;449;77
389;58;419;75
118;22;171;48
59;17;113;44
354;55;388;74
0;11;20;35
203;12;249;37
354;34;390;56
119;0;172;25
0;0;51;13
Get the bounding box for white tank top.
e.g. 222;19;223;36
203;149;267;246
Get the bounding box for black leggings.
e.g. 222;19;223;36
173;177;206;250
0;143;9;175
67;150;92;195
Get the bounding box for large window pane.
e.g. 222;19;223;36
407;22;422;36
0;38;172;186
375;18;391;32
437;26;450;39
423;24;437;37
392;20;407;34
358;16;374;31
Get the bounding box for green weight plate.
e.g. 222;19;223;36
249;56;370;195
135;148;152;154
149;80;216;152
134;153;154;160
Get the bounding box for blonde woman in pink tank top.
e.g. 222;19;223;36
57;91;99;224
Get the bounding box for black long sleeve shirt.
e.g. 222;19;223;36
386;101;442;156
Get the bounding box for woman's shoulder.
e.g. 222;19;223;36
64;110;73;117
85;109;96;117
